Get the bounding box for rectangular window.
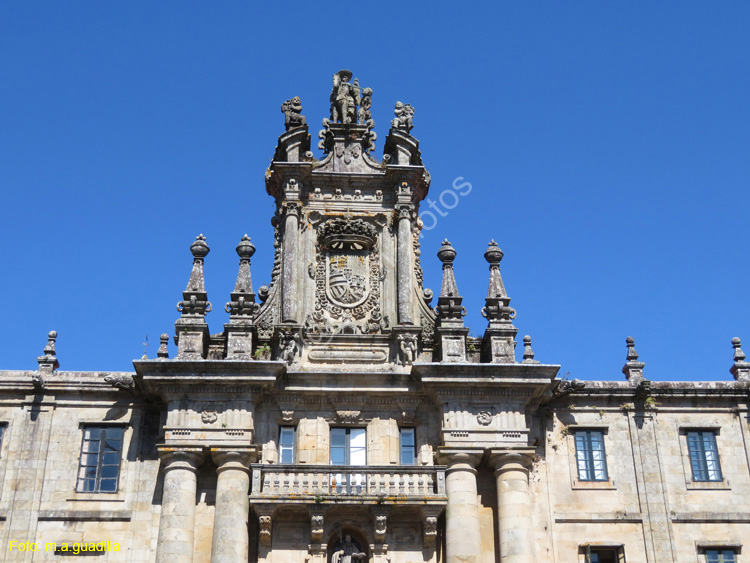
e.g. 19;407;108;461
584;546;625;563
279;427;295;464
705;550;737;563
400;428;416;465
575;430;608;481
687;431;723;481
330;428;366;465
0;425;5;455
76;426;124;493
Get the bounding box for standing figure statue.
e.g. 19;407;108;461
391;101;414;133
281;96;306;130
398;334;417;366
280;332;301;365
330;70;361;124
357;87;373;126
331;535;366;563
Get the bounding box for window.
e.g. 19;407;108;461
687;431;723;481
706;550;737;563
279;427;295;464
575;430;608;481
330;428;366;465
0;424;5;455
400;428;416;465
76;426;123;493
583;546;625;563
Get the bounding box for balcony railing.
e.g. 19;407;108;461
249;464;447;502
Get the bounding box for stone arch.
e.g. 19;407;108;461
326;525;370;563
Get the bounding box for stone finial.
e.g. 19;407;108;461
225;235;260;319
730;337;750;382
437;240;459;297
177;235;212;317
481;240;518;363
157;334;169;359
522;335;539;364
435;240;468;362
622;336;645;383
281;97;306;131
37;330;59;373
175;235;212;359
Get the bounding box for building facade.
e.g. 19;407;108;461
1;71;749;563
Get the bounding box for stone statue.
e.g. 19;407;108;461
281;96;306;130
357;87;373;126
280;333;301;365
331;535;366;563
330;70;361;124
391;101;414;133
398;334;417;366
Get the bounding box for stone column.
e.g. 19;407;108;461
491;451;534;563
396;203;414;325
444;452;481;563
156;449;204;563
281;200;300;323
210;449;253;563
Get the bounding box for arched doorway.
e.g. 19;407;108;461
327;528;369;563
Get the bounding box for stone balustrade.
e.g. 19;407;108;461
250;464;446;502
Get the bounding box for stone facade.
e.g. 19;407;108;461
0;71;748;563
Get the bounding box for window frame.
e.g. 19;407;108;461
574;430;609;482
76;425;124;494
581;544;625;563
678;427;730;490
399;427;416;465
279;426;296;464
686;430;723;482
704;549;738;563
329;427;367;466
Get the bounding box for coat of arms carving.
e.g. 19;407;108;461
313;218;385;333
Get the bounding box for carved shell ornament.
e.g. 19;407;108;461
201;409;218;424
477;411;492;426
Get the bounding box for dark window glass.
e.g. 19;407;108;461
706;550;736;563
400;428;416;465
687;431;722;481
279;427;295;464
575;431;608;481
588;548;621;563
76;427;123;493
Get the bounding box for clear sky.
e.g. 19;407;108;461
1;2;748;381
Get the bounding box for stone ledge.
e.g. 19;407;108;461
38;510;132;522
554;512;643;523
671;512;750;523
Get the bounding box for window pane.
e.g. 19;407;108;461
706;551;719;563
350;429;366;466
101;465;119;479
331;429;346;447
401;429;415;465
721;550;736;563
99;478;117;492
280;427;295;447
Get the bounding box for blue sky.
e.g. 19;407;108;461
1;2;748;380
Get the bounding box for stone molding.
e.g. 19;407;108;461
157;448;204;473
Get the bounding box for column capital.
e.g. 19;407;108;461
489;449;535;473
157;447;204;473
210;447;256;474
437;448;483;471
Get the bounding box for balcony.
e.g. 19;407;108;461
249;464;447;506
